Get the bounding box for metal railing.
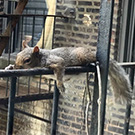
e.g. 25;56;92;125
0;0;134;135
0;65;96;135
0;5;71;135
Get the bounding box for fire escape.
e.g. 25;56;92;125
0;0;134;135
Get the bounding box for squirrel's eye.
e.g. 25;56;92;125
24;58;31;64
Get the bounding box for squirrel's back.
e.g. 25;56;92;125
48;47;96;66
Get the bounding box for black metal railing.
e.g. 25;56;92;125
0;65;96;135
0;12;72;135
0;0;134;135
0;12;69;101
0;63;134;135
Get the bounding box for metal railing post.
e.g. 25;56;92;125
6;77;17;135
51;82;60;135
90;0;114;134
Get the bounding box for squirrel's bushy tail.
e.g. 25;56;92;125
109;60;132;104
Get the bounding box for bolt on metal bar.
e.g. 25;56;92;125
51;82;60;135
6;77;17;135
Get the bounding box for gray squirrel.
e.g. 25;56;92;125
5;38;132;104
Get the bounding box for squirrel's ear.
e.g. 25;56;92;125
22;35;32;50
33;46;39;53
22;40;29;50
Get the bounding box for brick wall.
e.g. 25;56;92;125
110;0;122;60
0;100;52;135
54;0;135;135
0;75;53;135
54;2;99;133
0;0;135;135
56;73;94;135
54;0;99;50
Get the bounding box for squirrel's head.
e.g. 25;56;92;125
15;41;41;69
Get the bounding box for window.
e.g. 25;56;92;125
118;0;135;62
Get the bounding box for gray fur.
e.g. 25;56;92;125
5;46;132;104
109;60;132;104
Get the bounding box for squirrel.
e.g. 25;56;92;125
5;37;132;104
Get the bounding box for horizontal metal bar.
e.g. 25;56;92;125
14;107;51;124
119;62;135;68
0;65;96;77
0;93;53;104
24;7;48;10
7;0;19;2
0;63;133;78
0;107;51;124
0;13;69;18
0;36;9;38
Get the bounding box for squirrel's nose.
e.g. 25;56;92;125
14;64;23;69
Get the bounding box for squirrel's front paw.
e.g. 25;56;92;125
57;82;65;94
5;64;14;70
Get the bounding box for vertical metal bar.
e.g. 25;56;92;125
20;16;24;51
42;17;46;49
16;77;20;96
13;25;17;52
124;68;134;135
124;2;135;132
90;0;114;135
16;19;20;49
6;78;9;97
123;0;133;62
28;77;31;95
32;16;35;46
6;77;17;135
51;82;59;135
48;79;52;92
90;72;99;135
6;16;12;97
5;1;11;53
8;15;12;65
39;75;42;94
25;10;28;36
52;16;56;49
12;1;17;52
